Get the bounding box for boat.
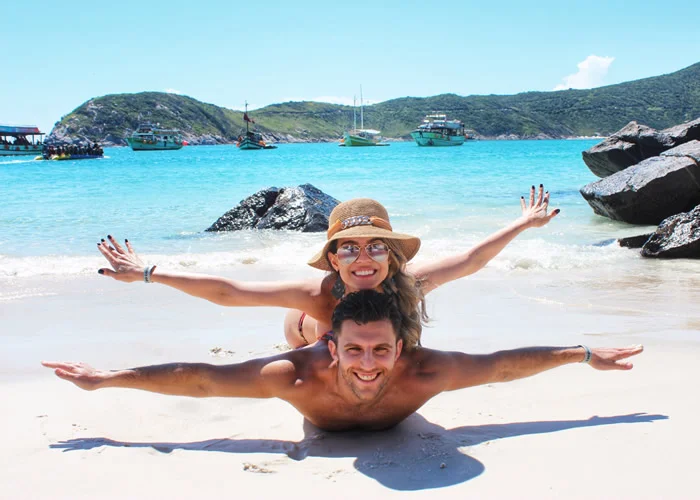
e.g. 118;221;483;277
410;114;466;147
341;88;388;147
126;123;184;151
236;102;277;150
41;143;104;161
0;125;45;156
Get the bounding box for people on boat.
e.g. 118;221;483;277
96;186;558;347
42;142;103;159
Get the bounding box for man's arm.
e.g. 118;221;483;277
97;235;325;312
409;185;559;293
437;344;643;392
41;355;299;398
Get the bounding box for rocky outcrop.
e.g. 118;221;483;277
206;184;339;232
640;205;700;258
581;118;700;178
618;234;653;249
581;122;674;178
580;140;700;224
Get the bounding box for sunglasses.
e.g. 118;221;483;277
336;242;390;265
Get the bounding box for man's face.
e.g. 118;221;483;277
328;319;403;402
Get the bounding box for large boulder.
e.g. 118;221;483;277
580;141;700;224
582;122;675;178
206;184;339;232
641;205;700;258
662;117;700;145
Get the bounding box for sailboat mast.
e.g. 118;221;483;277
245;101;249;134
360;85;364;130
353;96;357;131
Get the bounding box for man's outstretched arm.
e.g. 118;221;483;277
440;344;644;391
42;356;298;399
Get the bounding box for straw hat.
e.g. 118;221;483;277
307;198;421;271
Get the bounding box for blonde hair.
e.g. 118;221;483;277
326;239;428;350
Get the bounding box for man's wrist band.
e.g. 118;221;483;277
578;344;592;363
144;265;157;283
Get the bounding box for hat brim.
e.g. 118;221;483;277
307;225;421;271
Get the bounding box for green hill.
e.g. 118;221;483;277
49;62;700;145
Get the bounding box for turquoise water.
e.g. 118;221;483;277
0;140;650;279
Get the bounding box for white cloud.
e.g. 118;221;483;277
165;88;184;95
554;55;615;90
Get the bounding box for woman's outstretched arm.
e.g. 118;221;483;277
409;185;559;293
97;235;327;312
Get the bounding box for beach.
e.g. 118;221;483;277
2;141;699;498
2;261;699;498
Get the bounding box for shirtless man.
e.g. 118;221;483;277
43;290;643;432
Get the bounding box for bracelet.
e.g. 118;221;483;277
144;265;157;283
578;344;592;363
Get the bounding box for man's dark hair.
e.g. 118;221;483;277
331;290;403;341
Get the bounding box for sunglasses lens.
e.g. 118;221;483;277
337;245;360;265
366;243;389;262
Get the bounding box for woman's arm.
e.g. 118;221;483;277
409;185;559;293
97;235;325;311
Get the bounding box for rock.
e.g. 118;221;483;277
581;121;674;178
580;151;700;224
661;118;700;145
618;234;653;248
641;205;700;258
660;139;700;163
206;184;339;232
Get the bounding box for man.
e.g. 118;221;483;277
43;290;642;432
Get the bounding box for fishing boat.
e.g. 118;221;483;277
126;123;184;151
341;88;388;147
0;125;45;156
410;114;466;147
236;102;277;150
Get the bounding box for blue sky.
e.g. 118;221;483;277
3;0;700;133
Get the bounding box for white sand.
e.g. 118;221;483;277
1;267;699;498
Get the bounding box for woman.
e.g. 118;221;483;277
97;185;558;348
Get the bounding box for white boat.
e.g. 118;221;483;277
0;124;45;156
410;114;466;147
126;123;185;151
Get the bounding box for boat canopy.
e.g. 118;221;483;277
355;129;381;135
0;125;44;135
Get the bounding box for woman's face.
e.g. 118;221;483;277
327;237;391;294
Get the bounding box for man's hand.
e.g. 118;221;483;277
519;184;559;228
589;345;644;371
42;361;111;390
97;235;145;282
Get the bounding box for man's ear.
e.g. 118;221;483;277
327;251;340;272
328;339;339;365
395;339;403;361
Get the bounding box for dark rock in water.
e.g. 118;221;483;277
618;234;653;249
660;139;700;163
206;184;339;232
582;122;674;178
579;153;700;224
641;205;700;258
592;238;617;247
662;118;700;145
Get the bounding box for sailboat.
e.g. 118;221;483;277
341;87;388;147
236;102;277;150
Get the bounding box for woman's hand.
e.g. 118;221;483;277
520;184;560;228
97;235;146;282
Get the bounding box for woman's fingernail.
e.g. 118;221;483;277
539;184;543;188
554;209;561;214
125;239;129;243
107;235;112;239
98;269;104;275
101;238;105;242
531;185;535;190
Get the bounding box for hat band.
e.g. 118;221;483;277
327;215;392;239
